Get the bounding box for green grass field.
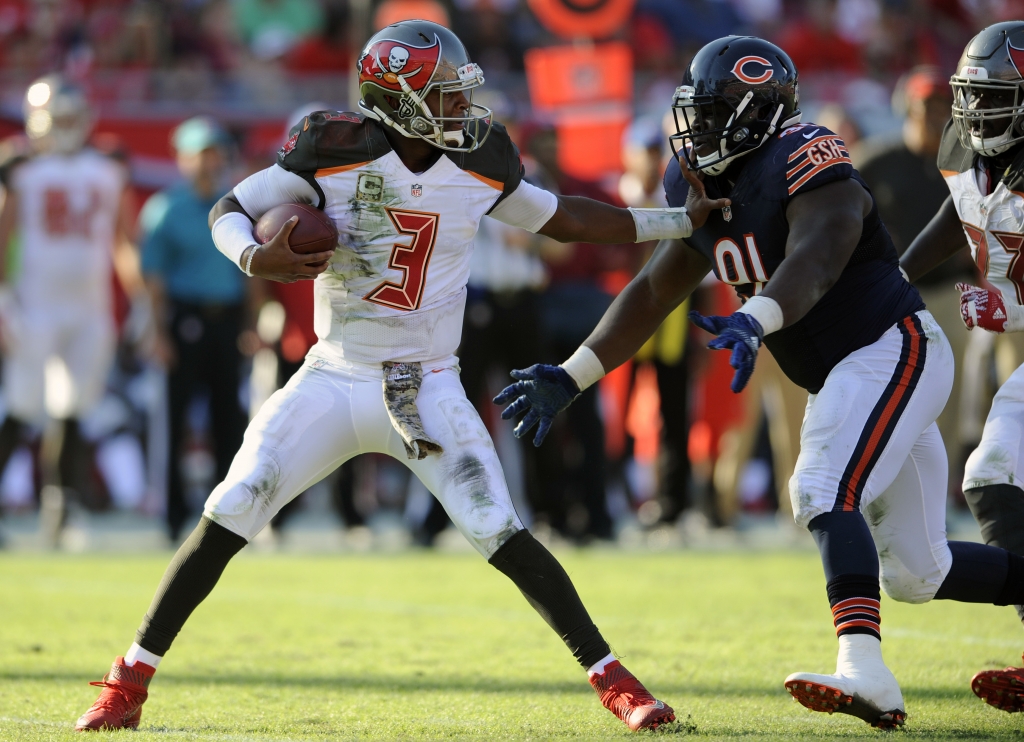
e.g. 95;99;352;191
2;549;1024;740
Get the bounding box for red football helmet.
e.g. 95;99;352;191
357;20;492;152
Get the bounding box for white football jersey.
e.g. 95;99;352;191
248;112;554;366
9;149;125;310
939;121;1024;306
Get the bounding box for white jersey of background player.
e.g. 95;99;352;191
74;19;728;734
901;21;1024;713
0;74;142;546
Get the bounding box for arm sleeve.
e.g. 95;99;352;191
232;165;320;220
488;180;559;233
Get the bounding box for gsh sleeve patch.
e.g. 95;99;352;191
786;133;852;196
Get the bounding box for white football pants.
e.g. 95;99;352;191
790;311;956;603
204;356;524;557
3;304;114;423
963;358;1024;493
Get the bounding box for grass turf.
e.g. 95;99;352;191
1;549;1023;740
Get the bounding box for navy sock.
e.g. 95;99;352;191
934;541;1010;603
809;511;879;580
809;512;881;640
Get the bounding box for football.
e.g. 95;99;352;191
253;203;338;255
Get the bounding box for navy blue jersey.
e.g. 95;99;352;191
665;122;924;392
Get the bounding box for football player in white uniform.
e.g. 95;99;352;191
0;75;142;546
902;20;1024;713
75;20;727;733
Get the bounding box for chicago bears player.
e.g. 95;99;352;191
73;20;725;733
900;20;1024;713
497;35;1024;729
0;75;142;546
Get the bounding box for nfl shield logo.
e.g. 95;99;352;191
411;183;423;197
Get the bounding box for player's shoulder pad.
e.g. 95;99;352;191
936;118;972;177
449;121;524;205
277;111;392;175
1002;147;1024;193
771;122;853;199
663;155;688;209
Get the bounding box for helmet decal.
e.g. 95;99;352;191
358;35;441;93
1007;39;1024;79
732;56;774;84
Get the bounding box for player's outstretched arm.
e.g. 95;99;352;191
899;196;967;282
494;239;710;445
209;192;333;283
536;158;730;244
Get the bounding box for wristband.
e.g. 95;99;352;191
738;295;783;336
1007;302;1024;332
561;345;605;391
628;207;693;242
212;211;258;270
244;245;261;277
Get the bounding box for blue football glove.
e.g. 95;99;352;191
493;364;581;446
688;310;764;393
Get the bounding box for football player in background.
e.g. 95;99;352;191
900;20;1024;713
498;35;1024;729
0;75;143;547
73;20;727;732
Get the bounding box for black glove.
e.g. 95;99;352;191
493;364;581;446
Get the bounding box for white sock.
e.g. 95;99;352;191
124;642;163;669
587;653;617;677
836;633;883;675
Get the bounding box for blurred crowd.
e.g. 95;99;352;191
0;0;1010;548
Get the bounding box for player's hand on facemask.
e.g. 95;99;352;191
493;364;580;447
679;153;731;231
689;310;764;393
248;217;334;283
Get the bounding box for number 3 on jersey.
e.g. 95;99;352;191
714;233;768;294
364;208;439;311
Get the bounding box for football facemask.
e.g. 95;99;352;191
951;74;1024;156
670;86;787;175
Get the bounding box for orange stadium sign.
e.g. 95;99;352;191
527;0;635;40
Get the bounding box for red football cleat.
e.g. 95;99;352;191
75;656;154;731
972;654;1024;713
589;660;676;731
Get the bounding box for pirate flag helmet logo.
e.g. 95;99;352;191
951;21;1024;156
358;20;492;152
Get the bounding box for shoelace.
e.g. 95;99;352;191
600;682;652;713
86;678;143;714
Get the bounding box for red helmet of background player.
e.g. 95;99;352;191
357;19;492;153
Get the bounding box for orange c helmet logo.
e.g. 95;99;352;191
732;56;774;84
